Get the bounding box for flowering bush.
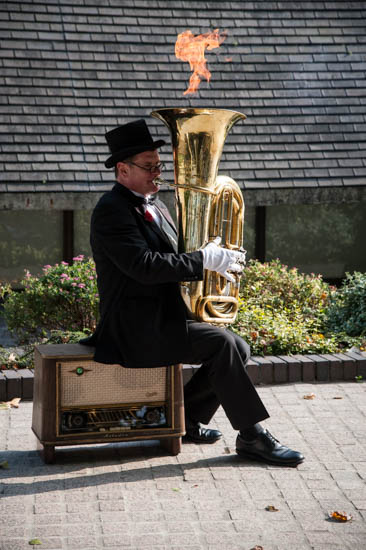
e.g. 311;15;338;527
1;256;365;363
230;259;364;355
238;258;332;317
231;302;339;356
0;255;99;343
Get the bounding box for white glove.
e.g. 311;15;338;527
201;237;246;283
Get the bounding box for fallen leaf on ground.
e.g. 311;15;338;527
9;398;21;408
303;393;316;400
223;447;231;454
0;398;21;409
0;461;9;469
328;510;352;522
172;488;181;492
1;398;21;409
333;396;343;399
28;539;42;545
265;505;279;512
250;546;263;550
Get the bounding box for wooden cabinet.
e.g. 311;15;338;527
32;344;185;463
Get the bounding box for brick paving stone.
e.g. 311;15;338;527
65;536;98;549
327;354;345;381
1;382;365;549
246;359;261;385
252;356;274;384
267;355;288;384
294;354;316;382
31;525;63;537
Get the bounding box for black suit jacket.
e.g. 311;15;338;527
84;183;203;368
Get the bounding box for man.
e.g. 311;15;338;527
83;119;304;467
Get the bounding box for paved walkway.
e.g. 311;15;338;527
1;381;365;550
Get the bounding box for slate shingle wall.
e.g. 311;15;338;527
0;0;365;198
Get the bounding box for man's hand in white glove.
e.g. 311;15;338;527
201;237;246;283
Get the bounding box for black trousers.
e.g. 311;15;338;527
180;320;270;431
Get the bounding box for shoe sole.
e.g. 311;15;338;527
236;449;304;467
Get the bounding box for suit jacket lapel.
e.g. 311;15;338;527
154;203;178;252
112;183;178;252
155;199;175;227
135;205;178;252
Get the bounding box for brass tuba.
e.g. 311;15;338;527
151;108;246;325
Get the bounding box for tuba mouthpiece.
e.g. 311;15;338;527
153;176;170;187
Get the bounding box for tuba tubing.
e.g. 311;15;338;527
151;108;246;325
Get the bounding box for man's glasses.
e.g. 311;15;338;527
127;161;165;174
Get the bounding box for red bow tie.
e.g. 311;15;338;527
144;207;154;222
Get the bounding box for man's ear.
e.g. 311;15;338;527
116;162;129;178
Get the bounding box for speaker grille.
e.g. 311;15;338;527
59;361;167;407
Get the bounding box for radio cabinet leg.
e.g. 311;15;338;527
43;445;56;464
160;437;181;456
36;440;56;464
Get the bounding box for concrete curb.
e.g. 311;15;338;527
182;350;366;387
2;351;365;402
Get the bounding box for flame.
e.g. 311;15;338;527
175;29;227;95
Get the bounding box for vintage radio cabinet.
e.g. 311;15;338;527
32;344;185;463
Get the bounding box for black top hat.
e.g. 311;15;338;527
104;119;166;168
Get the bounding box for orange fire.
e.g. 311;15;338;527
175;29;227;95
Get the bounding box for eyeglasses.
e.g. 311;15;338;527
127;161;165;174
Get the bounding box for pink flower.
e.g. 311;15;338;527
73;254;84;261
43;264;51;270
88;276;94;280
78;283;85;288
61;261;69;266
71;282;77;287
60;273;68;278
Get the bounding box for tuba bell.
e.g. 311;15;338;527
151;108;246;325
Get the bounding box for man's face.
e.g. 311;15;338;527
118;149;162;197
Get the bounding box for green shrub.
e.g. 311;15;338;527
325;271;366;336
238;258;332;317
0;255;99;343
1;256;365;363
231;259;338;355
0;330;91;370
231;303;339;356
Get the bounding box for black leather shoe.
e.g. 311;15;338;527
236;430;304;467
184;418;222;444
